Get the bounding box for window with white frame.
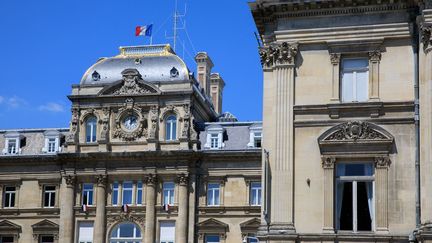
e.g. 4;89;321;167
165;115;177;141
43;185;56;208
78;221;93;243
85;116;97;143
136;181;143;205
336;163;374;232
250;182;261;206
112;182;119;205
253;132;262;148
7;139;17;154
82;183;94;206
3;186;16;208
122;181;133;205
2;132;23;155
163;182;175;205
205;235;220;243
160;221;175;243
341;58;369;102
210;133;219;149
42;130;62;153
205;125;224;149
207;183;220;206
247;125;262;148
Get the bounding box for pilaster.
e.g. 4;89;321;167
176;174;189;243
330;53;341;102
93;174;107;243
374;156;390;233
59;175;75;243
144;174;157;243
369;50;381;101
321;156;335;233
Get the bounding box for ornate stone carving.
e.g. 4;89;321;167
181;104;190;139
64;175;75;186
95;174;107;187
144;174;158;185
112;69;153;95
369;50;382;62
324;121;387;141
177;174;189;186
112;103;148;141
330;53;341;65
259;42;298;68
148;105;159;139
67;107;79;143
321;156;336;169
375;156;391;168
421;24;432;53
100;107;110;141
107;213;145;229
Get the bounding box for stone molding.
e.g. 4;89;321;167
106;212;145;229
63;175;76;187
259;42;298;69
375;156;391;168
369;50;382;62
330;53;341;65
95;174;107;187
144;174;158;185
421;24;432;53
176;174;189;186
321;156;336;169
323;121;387;141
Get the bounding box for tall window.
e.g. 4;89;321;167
82;184;94;206
7;139;17;154
40;235;54;243
341;58;369;102
85;116;97;143
250;182;261;206
207;183;220;206
163;182;175;205
136;181;143;205
205;235;220;243
3;186;16;208
43;185;56;208
160;221;175;243
112;182;119;206
210;133;219;149
110;222;142;243
336;163;374;232
165;115;177;141
78;221;93;243
122;181;133;205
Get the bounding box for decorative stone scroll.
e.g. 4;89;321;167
106;213;145;229
95;174;107;187
259;42;298;68
177;174;189;186
375;156;391;168
321;156;336;169
330;53;341;65
99;69;160;96
64;175;76;187
421;24;432;53
369;50;382;62
324;121;387;141
144;174;158;185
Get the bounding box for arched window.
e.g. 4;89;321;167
165;115;177;141
110;222;142;243
85;116;97;143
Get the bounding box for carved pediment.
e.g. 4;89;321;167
0;220;21;234
240;218;260;232
318;121;394;155
99;69;161;96
32;220;59;233
197;218;229;233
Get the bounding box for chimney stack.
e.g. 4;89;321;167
195;52;214;97
210;73;225;114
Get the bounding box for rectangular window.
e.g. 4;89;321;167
43;185;56;208
78;221;94;243
250;182;262;206
210;134;219;149
7;139;17;154
341;58;369;102
1;236;14;243
122;181;133;205
82;184;93;206
336;163;374;232
207;183;220;206
3;186;16;208
246;233;258;243
160;221;175;243
205;235;220;243
40;235;54;243
163;182;175;205
47;138;57;153
253;132;262;148
136;181;143;205
112;182;119;206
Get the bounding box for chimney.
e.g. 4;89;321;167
210;73;225;114
195;52;214;97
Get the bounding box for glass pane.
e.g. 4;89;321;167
50;192;55;207
172;122;177;140
206;235;220;243
119;223;134;237
339;182;353;231
136;182;142;205
342;58;368;70
357;182;372;231
214;189;220;205
356;71;368;102
112;182;118;205
341;72;354;102
337;163;373;176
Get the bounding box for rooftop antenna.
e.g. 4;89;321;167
165;0;187;52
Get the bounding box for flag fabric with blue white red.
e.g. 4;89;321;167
121;204;129;213
81;204;88;212
135;24;153;37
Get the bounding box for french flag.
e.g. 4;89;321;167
163;204;170;212
122;204;129;213
81;204;88;212
135;24;153;37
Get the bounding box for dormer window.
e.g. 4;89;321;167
248;124;262;148
2;132;23;155
204;125;224;149
42;130;62;153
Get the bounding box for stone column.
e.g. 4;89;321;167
144;174;157;243
259;42;298;236
59;175;75;243
375;157;390;233
176;174;189;243
368;50;381;100
330;53;341;102
322;156;335;233
93;175;107;243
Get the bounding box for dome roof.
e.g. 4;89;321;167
80;44;189;85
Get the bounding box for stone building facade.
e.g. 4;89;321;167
0;45;262;243
249;1;432;243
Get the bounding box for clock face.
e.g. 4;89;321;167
123;115;138;131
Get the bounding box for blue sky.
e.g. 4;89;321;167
0;0;263;129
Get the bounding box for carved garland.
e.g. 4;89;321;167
259;42;298;68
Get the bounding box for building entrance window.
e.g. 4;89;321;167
336;163;374;232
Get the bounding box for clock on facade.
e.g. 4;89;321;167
122;115;138;131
